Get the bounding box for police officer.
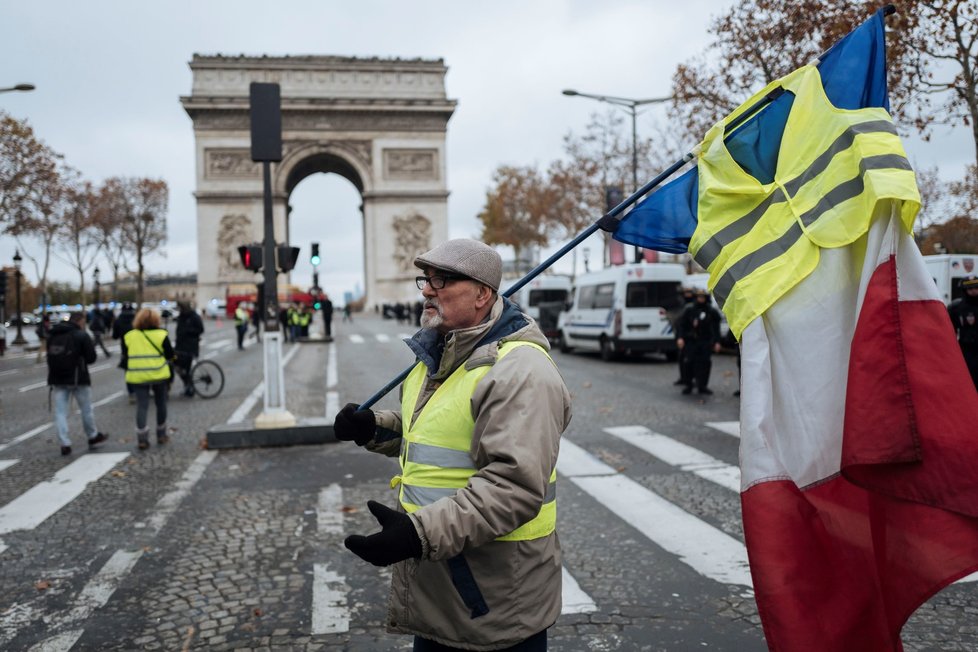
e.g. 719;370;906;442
949;276;978;390
677;289;723;395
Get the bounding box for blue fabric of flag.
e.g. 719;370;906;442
613;7;891;253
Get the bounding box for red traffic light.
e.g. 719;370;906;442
238;244;263;272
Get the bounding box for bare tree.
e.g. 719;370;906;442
6;158;67;312
112;177;168;305
905;1;978;166
0;111;61;229
54;172;101;305
91;179;132;302
669;1;922;142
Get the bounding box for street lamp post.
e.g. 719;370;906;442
12;249;26;345
562;89;671;261
0;83;35;94
93;266;100;308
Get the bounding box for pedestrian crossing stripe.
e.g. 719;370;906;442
706;421;740;438
557;438;753;587
0;453;130;535
0;460;18;474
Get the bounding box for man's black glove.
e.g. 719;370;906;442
344;501;423;567
333;403;375;446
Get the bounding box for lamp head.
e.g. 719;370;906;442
562;89;578;96
14;84;35;92
13;249;22;269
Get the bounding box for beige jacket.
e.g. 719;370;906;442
369;296;572;650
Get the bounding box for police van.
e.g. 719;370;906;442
508;274;572;342
923;254;977;305
557;263;686;360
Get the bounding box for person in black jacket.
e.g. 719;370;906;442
321;294;334;338
174;302;205;397
112;303;137;401
47;311;109;456
677;289;723;395
88;305;111;357
949;276;978;390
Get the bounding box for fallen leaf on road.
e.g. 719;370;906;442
111;470;126;478
34;580;50;591
341;506;358;513
252;607;263;617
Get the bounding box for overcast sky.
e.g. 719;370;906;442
2;1;973;304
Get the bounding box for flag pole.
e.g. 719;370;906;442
356;4;898;412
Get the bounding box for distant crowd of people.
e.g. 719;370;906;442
380;301;422;326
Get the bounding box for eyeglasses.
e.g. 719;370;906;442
415;274;466;290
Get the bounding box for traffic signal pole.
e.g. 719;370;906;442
251;82;295;429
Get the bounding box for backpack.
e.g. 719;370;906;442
47;331;80;378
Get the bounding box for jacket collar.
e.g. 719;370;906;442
404;296;531;381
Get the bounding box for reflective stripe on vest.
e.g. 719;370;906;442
124;329;171;384
689;65;920;338
397;340;558;542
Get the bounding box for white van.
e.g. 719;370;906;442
923;254;977;305
508;274;572;341
558;263;686;360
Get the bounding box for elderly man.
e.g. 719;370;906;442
334;238;571;651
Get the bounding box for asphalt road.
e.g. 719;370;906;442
0;312;975;651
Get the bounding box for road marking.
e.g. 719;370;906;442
312;483;349;634
561;567;597;614
558;438;752;587
706;421;740;438
28;628;83;652
0;369;20;377
0;424;52;454
312;563;350;635
318;484;344;535
0;453;129;535
144;451;217;535
21;450;218;650
205;339;233;350
0;459;19;473
397;333;412;340
325;342;339;419
92;390;125;408
605;425;741;493
227;345;300;424
375;334;390;342
17;380;47;393
349;334;364;343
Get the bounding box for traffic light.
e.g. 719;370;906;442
277;245;301;272
237;244;263;272
310;242;321;266
0;270;6;297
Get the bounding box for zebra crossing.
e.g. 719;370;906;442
0;417;752;640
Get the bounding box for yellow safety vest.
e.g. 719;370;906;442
288;309;300;326
234;307;248;326
689;64;920;338
299;312;311;327
124;328;171;384
396;340;557;542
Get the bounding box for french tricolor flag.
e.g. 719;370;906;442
739;209;978;651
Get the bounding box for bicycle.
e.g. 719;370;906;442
175;351;225;399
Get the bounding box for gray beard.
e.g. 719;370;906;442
420;304;443;329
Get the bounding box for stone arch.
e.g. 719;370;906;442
181;54;455;309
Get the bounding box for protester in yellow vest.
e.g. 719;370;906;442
234;302;249;350
334;239;572;651
122;308;174;450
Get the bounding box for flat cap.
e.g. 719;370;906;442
414;239;502;291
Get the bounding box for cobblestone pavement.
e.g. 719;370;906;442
0;315;975;650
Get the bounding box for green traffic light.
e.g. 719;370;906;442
311;256;321;266
314;301;322;310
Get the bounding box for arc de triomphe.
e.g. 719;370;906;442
180;55;455;310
